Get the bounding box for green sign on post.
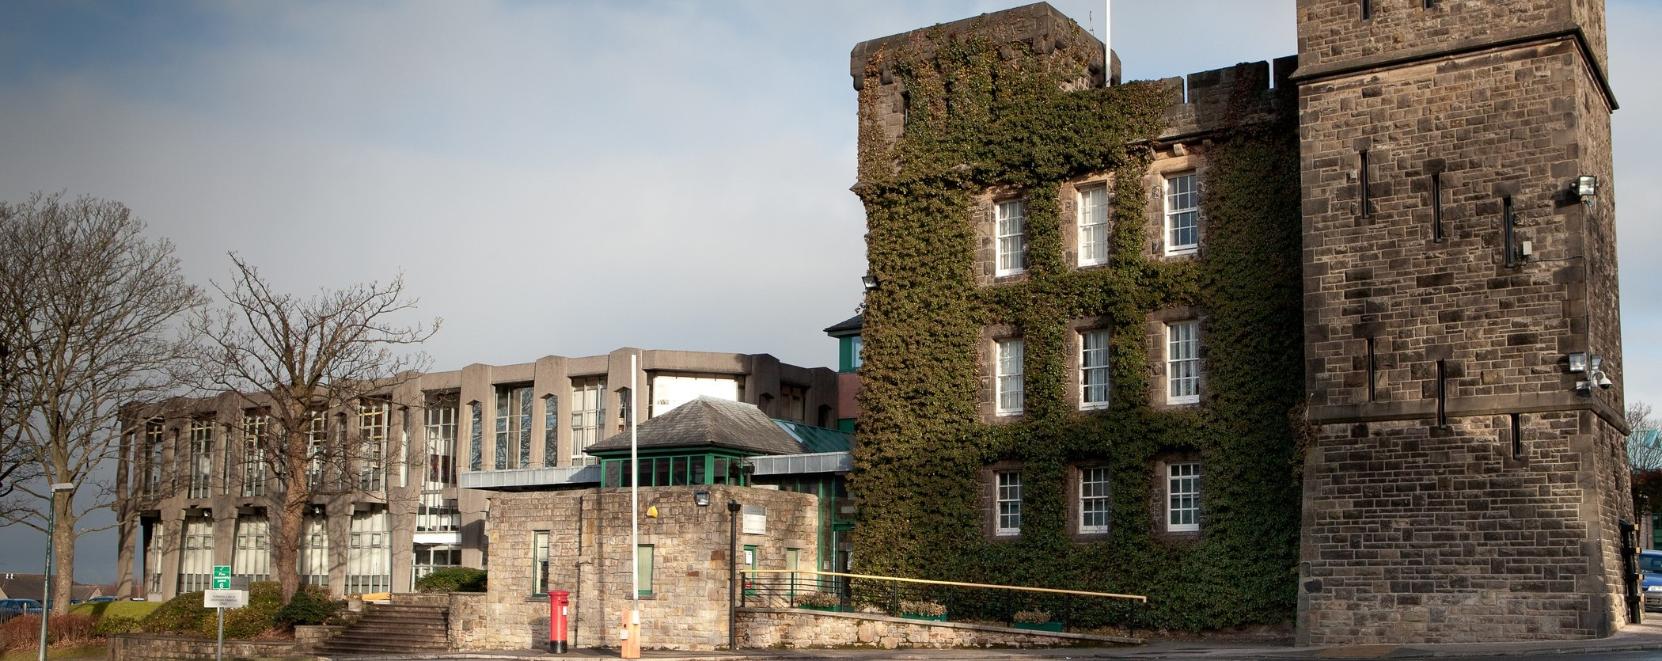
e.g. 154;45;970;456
212;565;232;590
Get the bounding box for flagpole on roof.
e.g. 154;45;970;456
1104;0;1112;87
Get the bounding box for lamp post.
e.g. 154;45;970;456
38;482;74;661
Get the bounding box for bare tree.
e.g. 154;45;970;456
0;193;205;613
188;255;437;600
1629;401;1661;472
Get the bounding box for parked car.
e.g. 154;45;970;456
1642;549;1662;611
0;599;42;623
87;596;116;604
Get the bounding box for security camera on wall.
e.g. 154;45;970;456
1596;371;1613;390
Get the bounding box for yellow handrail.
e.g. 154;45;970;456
742;568;1146;603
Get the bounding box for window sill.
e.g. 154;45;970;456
1162;248;1199;258
1166;396;1200;406
1078;403;1110;412
995;410;1024;418
993;271;1027;279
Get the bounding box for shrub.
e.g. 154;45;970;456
1012;609;1052;624
274;586;342;627
141;581;289;638
0;613;97;651
796;592;839;608
898;599;946;617
140;591;208;634
415;567;487;593
93;614;143;635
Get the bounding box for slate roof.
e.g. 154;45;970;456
0;574;109;602
586;396;804;456
823;314;864;337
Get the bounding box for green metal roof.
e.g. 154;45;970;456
772;419;853;453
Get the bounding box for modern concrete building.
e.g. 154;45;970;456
118;349;837;601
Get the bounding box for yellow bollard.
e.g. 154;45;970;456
620;609;641;659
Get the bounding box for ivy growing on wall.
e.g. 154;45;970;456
849;25;1304;631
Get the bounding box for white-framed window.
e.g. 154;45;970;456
187;420;214;499
306;412;327;489
1079;467;1111;534
850;335;863;370
242;414;267;497
495;384;533;470
995;471;1022;536
233;517;270;581
178;516;214;593
1163;172;1199;255
1080;329;1110;410
143;421;164;496
571;378;606;466
995;199;1027;276
1078;185;1110;266
532;531;550;596
996;338;1024;416
1166;320;1200;405
346;509;391;595
359;402;388;491
299;514;330;586
1167;462;1201;533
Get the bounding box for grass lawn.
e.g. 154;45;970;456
0;643;105;660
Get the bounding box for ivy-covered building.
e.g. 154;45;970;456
846;0;1628;645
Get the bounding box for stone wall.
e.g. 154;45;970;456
475;484;819;651
1295;0;1627;645
105;634;298;661
738;608;1137;650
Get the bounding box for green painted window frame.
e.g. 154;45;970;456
599;452;752;488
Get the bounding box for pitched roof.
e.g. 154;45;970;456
0;574;108;602
823;314;864;337
586;397;804;456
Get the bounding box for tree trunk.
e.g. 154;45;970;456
272;435;310;602
50;493;74;615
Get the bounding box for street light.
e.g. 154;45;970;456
38;482;73;661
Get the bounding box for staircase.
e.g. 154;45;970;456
318;602;451;657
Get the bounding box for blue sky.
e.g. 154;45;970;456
0;1;1657;583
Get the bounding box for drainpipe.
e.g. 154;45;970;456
728;498;741;650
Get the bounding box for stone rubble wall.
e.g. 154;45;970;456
738;607;1136;650
105;634;299;661
466;484;819;651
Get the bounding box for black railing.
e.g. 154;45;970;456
740;569;1145;632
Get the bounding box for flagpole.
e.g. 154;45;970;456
1104;0;1112;87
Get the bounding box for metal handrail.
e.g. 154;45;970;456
742;568;1146;602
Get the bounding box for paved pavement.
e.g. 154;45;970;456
326;621;1662;661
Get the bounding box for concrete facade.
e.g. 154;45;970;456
1294;0;1628;645
118;349;835;602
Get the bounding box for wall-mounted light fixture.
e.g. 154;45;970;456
1575;354;1613;394
861;274;878;291
1569;352;1588;373
1576;175;1599;203
694;491;710;507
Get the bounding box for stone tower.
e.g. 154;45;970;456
1295;0;1627;645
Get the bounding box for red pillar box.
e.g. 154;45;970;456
548;590;570;653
